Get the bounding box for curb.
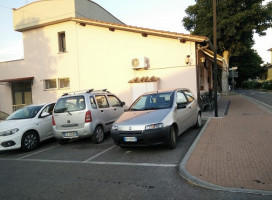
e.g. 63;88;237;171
178;111;272;196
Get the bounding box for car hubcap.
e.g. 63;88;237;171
24;134;38;150
96;128;104;142
172;128;176;143
198;114;201;126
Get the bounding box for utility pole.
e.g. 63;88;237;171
213;0;218;117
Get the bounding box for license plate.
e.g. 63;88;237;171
63;132;78;138
124;137;137;142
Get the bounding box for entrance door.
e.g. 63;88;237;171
12;82;32;111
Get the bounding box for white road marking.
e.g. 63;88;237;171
17;144;60;160
83;145;116;163
0;158;177;167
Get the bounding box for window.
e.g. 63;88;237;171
176;92;187;104
41;103;55;116
59;78;70;89
54;96;85;113
44;79;57;90
44;78;70;90
107;95;122;107
58;32;66;52
184;91;195;103
90;97;97;109
95;95;109;108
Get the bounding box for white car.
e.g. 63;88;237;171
0;103;55;151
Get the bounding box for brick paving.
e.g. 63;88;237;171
186;95;272;191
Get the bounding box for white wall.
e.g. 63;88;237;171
0;21;198;114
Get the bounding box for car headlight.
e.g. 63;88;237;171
111;125;118;131
0;128;19;136
145;123;163;130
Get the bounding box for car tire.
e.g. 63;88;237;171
92;126;104;144
194;113;202;128
57;139;69;145
21;131;39;152
168;126;177;149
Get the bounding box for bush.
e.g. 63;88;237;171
241;80;272;90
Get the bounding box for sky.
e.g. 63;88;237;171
0;0;271;63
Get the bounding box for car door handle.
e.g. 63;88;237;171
114;108;117;111
101;110;104;112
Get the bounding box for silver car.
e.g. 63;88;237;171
111;88;201;149
53;89;126;144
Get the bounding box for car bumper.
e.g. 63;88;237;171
53;123;92;139
0;134;22;151
111;126;171;146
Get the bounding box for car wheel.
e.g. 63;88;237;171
168;126;177;149
21;131;39;152
92;126;104;144
194;113;202;128
57;139;69;145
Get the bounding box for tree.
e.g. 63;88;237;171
230;49;263;85
183;0;272;93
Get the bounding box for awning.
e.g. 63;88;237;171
201;49;225;68
0;76;34;83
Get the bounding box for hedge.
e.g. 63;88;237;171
242;80;272;90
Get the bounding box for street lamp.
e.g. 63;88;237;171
213;0;218;117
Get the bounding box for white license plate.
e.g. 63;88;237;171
63;132;78;138
124;137;137;142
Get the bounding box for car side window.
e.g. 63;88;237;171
90;96;97;109
176;92;187;104
184;91;195;103
41;103;54;116
107;95;122;107
95;95;109;108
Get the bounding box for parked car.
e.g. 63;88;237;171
52;89;126;144
0;103;55;151
111;88;201;149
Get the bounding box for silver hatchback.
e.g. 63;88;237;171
53;89;126;144
111;88;201;149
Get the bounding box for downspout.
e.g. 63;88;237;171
196;41;209;107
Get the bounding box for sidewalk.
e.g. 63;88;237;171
179;94;272;195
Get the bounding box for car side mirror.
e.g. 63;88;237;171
177;103;186;109
41;112;50;118
121;102;126;107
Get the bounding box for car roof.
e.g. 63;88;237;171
25;103;54;107
142;88;189;95
60;89;112;98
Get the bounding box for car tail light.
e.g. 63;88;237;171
85;110;92;123
52;115;56;126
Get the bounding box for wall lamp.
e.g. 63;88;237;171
185;55;191;65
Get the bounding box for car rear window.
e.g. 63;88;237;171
54;96;85;113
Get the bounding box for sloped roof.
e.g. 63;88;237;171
201;49;224;68
73;18;209;43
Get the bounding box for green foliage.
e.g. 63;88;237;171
242;80;272;90
183;0;272;84
183;0;272;56
230;49;263;85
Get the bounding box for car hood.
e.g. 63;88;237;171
0;119;33;131
114;109;170;125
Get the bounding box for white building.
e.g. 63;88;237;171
0;0;223;114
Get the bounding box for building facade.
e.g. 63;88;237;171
0;0;221;114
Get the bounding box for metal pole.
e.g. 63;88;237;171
232;70;235;91
213;0;218;117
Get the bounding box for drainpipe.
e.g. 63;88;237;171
196;41;209;107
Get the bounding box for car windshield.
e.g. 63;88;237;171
54;96;85;113
7;105;43;120
129;92;174;111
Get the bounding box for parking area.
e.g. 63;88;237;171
0;125;203;167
